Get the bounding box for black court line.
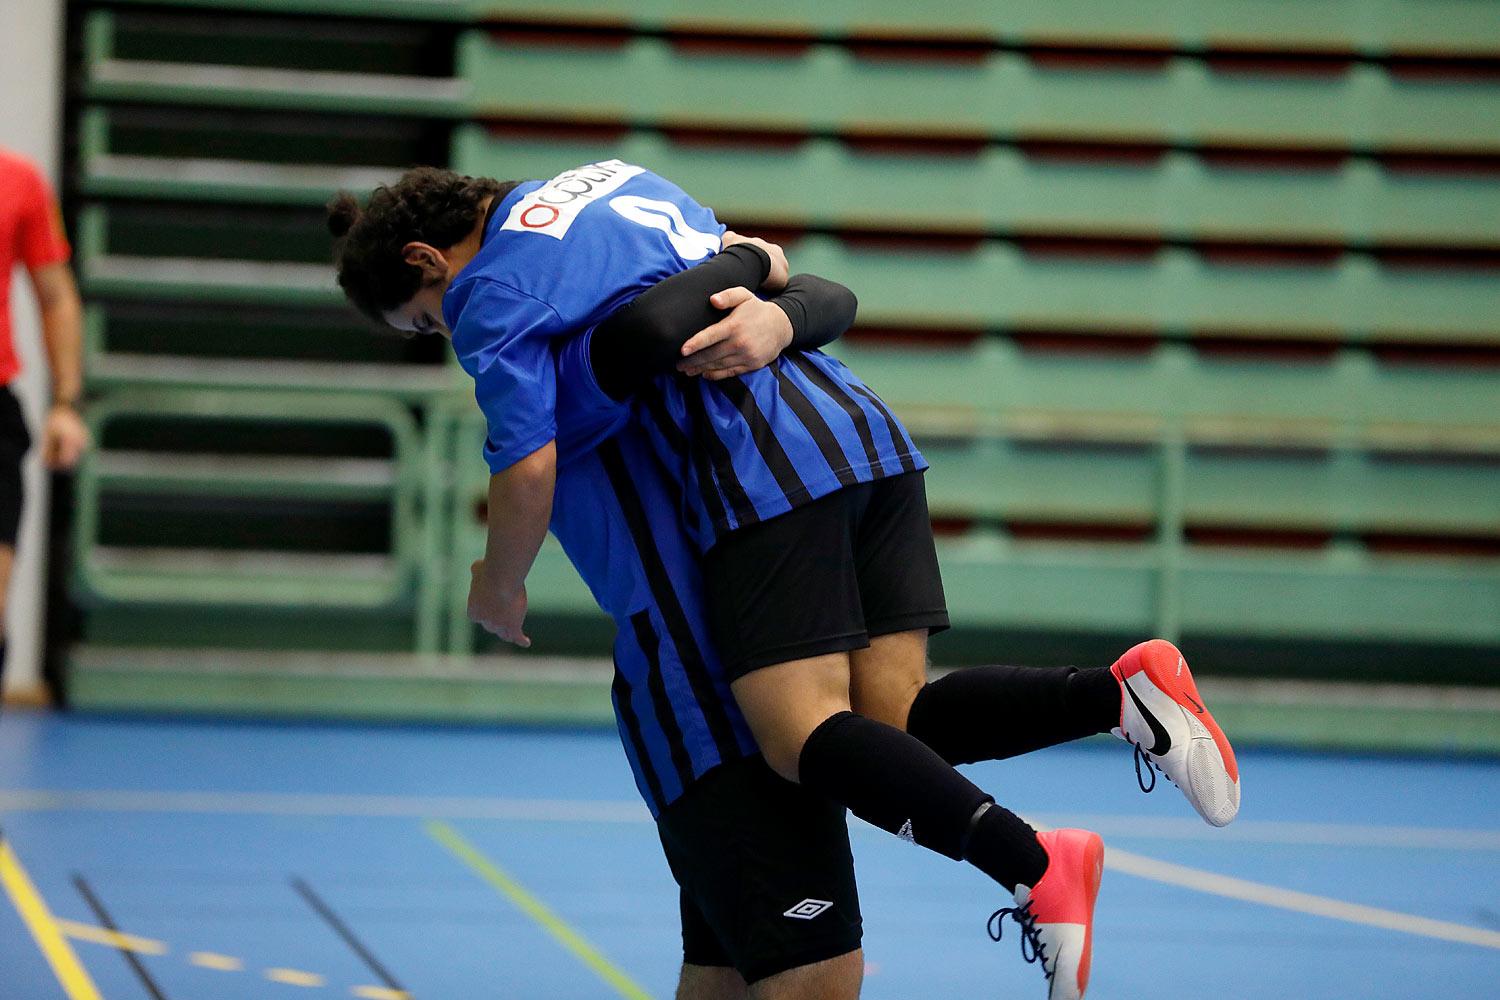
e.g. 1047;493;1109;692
72;873;169;1000
291;876;410;997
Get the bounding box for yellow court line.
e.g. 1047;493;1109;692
190;951;245;971
0;839;105;1000
266;967;327;987
56;917;168;955
425;820;655;1000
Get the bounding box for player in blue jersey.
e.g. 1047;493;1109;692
329;165;1241;1000
333;173;873;997
553;425;867;998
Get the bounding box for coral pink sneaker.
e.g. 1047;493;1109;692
1111;639;1240;826
991;828;1105;1000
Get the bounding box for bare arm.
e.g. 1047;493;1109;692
466;439;557;647
28;262;90;469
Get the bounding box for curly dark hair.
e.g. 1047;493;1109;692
328;166;518;324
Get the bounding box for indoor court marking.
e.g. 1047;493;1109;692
2;711;1497;999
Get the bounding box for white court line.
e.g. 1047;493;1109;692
2;790;1498;851
1026;813;1500;852
0;789;651;823
1104;845;1500;951
5;788;1498;950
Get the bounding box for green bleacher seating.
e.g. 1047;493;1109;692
109;0;476;21
935;532;1500;645
792;236;1500;344
77;203;342;306
443;404;1500;648
84;303;460;399
461;34;1500;153
68;0;469;665
79;108;409;206
454;126;1500;249
85;192;1500;345
470;0;1500;57
83;10;467;116
76;389;424;607
920;440;1500;537
92;189;1495;348
834;341;1500;448
64;0;1500;683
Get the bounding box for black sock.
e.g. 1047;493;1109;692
798;711;993;860
797;711;1046;891
1068;666;1123;732
964;803;1049;893
906;665;1121;766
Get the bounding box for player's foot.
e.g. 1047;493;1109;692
1110;639;1240;826
990;828;1104;1000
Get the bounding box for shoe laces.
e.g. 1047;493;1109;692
1131;741;1159;793
989;899;1052;982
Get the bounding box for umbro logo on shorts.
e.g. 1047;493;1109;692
783;899;834;920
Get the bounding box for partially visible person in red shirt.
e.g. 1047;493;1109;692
0;146;90;696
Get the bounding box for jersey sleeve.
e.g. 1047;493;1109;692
551;327;631;464
450;280;565;474
16;165;70;271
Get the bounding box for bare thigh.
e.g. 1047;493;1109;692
729;652;853;783
0;544;13;639
676;964;748;1000
750;949;864;1000
848;629;929;731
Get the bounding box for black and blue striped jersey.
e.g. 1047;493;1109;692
450;160;924;810
637;352;926;552
550;424;758;816
444;159;926;543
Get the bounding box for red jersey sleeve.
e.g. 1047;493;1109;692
16;165;71;271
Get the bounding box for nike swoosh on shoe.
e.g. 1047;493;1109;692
1122;676;1171;756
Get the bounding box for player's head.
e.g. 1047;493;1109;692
328;167;514;335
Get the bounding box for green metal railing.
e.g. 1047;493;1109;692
75;388;426;608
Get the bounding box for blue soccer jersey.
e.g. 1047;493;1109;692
447;159;925;551
449;161;924;807
637;353;925;552
443;160;725;473
549;422;758;816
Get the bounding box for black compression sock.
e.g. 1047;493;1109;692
1068;665;1123;732
906;665;1121;765
798;711;993;860
963;802;1048;893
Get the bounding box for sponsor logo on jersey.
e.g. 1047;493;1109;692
608;195;720;260
501;160;645;240
783;899;834;920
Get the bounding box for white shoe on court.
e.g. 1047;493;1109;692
1110;639;1240;827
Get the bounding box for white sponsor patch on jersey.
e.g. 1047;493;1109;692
500;160;645;240
607;195;720;260
783;899;834;920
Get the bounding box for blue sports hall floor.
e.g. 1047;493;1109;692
2;709;1497;999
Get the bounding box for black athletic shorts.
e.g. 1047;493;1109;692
656;755;862;985
0;385;31;547
702;470;949;680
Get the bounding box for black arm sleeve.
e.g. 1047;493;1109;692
772;272;858;353
590;243;771;400
590;248;860;401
